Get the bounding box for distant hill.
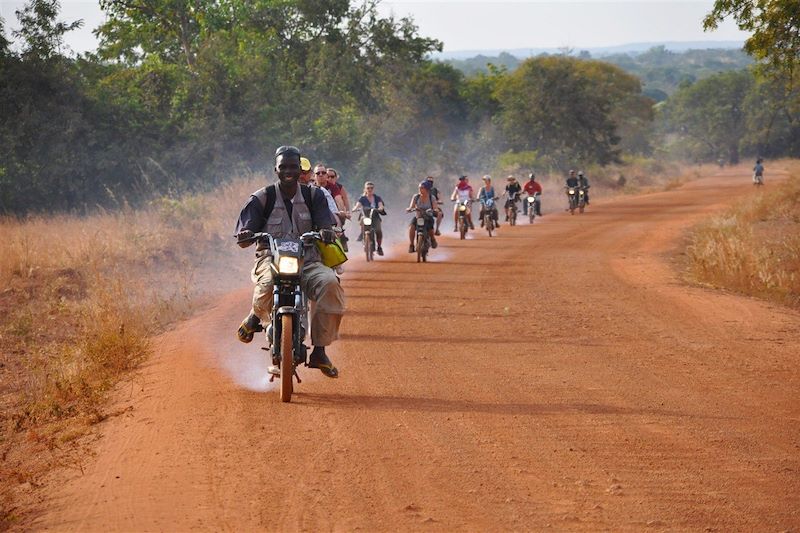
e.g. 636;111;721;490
433;41;745;60
441;43;753;99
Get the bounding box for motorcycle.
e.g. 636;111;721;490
408;207;435;262
566;186;586;215
480;197;497;237
237;230;322;403
454;199;472;240
526;192;541;224
353;205;384;261
506;195;519;226
753;173;764;186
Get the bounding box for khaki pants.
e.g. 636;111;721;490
251;254;345;347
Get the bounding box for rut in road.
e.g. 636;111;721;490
34;168;800;532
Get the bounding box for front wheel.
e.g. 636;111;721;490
416;233;424;263
529;212;535;224
279;313;294;403
486;216;493;237
364;231;373;262
459;218;467;240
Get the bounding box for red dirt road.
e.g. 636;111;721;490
35;168;800;531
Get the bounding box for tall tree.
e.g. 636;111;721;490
704;0;800;75
13;0;82;60
660;70;753;163
494;56;649;168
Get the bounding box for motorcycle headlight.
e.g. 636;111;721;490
277;256;299;275
569;189;575;194
579;190;585;196
459;204;466;212
527;197;535;203
363;217;372;226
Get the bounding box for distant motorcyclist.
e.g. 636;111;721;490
450;175;475;231
503;175;522;221
407;180;439;253
355;181;386;256
477;175;500;227
234;145;343;378
753;158;765;184
577;171;590;205
522;173;543;216
425;176;444;236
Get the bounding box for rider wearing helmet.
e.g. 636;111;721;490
503;175;522;221
522;173;543;216
577;171;590;205
450;175;475;231
477;175;500;227
425;176;444;236
407;180;439;253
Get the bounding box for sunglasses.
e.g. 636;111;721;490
315;171;326;175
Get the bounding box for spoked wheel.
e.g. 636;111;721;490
416;233;424;263
364;231;373;262
279;314;294;403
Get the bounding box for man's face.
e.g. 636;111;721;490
276;154;301;186
314;166;328;187
569;171;576;177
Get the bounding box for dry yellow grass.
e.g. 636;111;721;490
0;175;264;526
686;161;800;308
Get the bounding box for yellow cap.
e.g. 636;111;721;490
300;157;312;171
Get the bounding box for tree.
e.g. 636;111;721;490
13;0;82;60
493;56;650;168
660;70;753;163
704;0;800;75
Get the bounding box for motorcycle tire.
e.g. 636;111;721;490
486;216;493;237
364;231;373;262
529;213;535;224
416;233;424;263
280;313;294;403
459;219;467;240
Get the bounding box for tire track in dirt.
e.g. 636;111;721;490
32;165;800;531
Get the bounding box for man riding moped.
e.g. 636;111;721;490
522;173;543;217
235;146;344;378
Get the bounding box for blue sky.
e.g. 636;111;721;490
0;0;750;55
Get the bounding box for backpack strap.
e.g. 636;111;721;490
253;184;278;218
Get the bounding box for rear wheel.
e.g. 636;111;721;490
279;314;293;403
364;231;372;262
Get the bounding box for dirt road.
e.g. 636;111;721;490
34;168;800;531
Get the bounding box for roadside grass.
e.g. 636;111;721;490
686;162;800;308
0;176;260;527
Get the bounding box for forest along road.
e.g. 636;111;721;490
35;167;799;531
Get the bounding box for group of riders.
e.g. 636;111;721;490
233;145;593;381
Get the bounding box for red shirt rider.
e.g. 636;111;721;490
523;179;542;195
